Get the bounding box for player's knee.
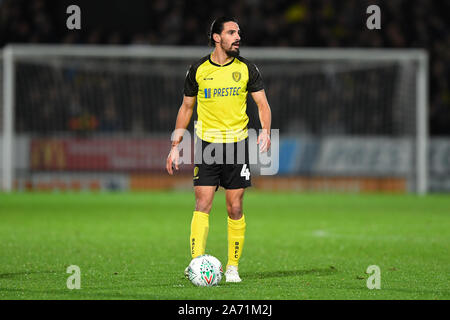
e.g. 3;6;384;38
227;204;243;220
195;199;213;214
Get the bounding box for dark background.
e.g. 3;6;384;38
0;0;448;135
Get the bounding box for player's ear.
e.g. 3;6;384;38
213;33;220;44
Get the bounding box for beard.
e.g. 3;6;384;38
222;41;240;58
225;48;240;58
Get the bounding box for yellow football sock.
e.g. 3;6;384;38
227;215;246;268
190;211;209;258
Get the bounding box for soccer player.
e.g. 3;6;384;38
166;17;272;283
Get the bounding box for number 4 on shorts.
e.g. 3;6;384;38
240;164;250;180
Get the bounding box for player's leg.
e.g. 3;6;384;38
186;136;222;278
190;136;222;259
225;188;246;282
220;138;251;282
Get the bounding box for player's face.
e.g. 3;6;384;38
219;22;241;58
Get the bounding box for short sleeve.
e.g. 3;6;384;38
247;62;264;92
183;65;198;96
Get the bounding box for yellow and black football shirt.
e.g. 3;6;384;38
184;54;264;143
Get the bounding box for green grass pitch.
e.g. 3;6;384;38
0;191;449;300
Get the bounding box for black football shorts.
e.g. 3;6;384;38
193;135;251;190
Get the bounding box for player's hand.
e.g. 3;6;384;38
166;146;180;175
257;129;271;153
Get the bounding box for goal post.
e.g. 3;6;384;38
1;44;429;193
2;46;15;193
416;53;429;195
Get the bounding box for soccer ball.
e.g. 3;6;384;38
186;254;223;287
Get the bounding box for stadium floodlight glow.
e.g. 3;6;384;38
0;45;428;194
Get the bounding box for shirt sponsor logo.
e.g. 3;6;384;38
204;88;212;98
204;87;241;98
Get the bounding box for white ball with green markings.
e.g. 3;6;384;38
187;254;223;287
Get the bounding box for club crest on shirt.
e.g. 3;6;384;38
232;71;241;82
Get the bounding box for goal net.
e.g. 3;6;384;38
1;45;428;193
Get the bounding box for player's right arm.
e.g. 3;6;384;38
166;95;196;175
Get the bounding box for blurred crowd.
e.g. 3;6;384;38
0;0;449;135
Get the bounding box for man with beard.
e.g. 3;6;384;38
166;17;272;283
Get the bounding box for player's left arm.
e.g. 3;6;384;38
251;89;272;153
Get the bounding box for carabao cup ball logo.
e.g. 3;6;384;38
199;258;216;285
